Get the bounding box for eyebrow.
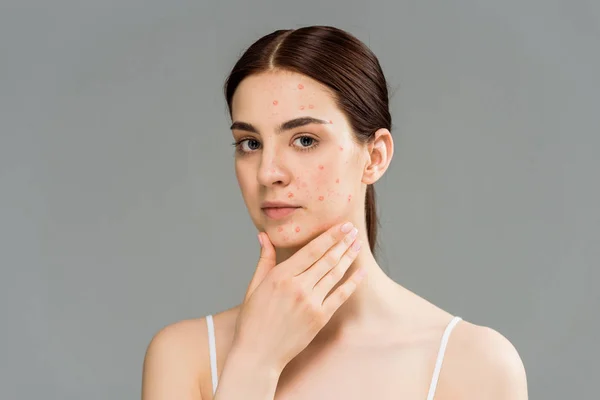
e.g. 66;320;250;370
230;116;330;135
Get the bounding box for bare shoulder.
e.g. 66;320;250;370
440;319;528;400
141;317;207;399
141;306;241;400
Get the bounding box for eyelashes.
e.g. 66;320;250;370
232;135;319;156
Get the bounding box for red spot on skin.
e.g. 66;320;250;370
339;146;344;151
348;194;352;202
301;182;308;188
283;235;289;241
329;120;333;124
298;83;304;89
299;105;305;110
277;226;283;232
318;196;325;201
295;226;301;233
273;100;278;105
288;192;294;198
318;165;324;170
308;104;314;109
336;178;340;183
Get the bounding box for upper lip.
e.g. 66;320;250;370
261;201;300;209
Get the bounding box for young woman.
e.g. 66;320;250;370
142;25;528;400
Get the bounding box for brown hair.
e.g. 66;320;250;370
224;26;392;255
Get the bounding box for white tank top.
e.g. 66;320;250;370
205;314;462;399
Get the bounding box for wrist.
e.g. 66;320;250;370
227;342;283;379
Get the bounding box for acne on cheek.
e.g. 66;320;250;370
273;100;279;105
288;192;294;198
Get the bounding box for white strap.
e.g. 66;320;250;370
206;314;218;395
426;316;462;400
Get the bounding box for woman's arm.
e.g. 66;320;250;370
212;344;282;400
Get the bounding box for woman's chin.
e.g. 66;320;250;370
265;229;314;250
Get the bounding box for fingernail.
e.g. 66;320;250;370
257;233;263;247
341;222;353;233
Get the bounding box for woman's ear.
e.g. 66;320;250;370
362;128;394;185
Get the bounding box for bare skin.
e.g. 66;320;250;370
141;70;528;399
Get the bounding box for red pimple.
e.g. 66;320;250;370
336;178;340;183
318;165;324;170
298;83;304;89
329;120;333;124
348;194;352;202
277;226;283;232
299;105;305;110
295;226;301;233
273;100;278;105
339;146;344;151
288;192;294;198
318;196;325;201
308;104;314;109
283;235;289;241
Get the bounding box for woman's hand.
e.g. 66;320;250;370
231;222;365;373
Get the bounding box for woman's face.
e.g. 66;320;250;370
230;70;370;248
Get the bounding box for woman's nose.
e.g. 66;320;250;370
257;150;291;187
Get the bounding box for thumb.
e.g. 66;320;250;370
243;232;276;302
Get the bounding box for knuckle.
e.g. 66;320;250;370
323;252;339;267
292;284;308;303
330;231;341;245
343;233;354;245
308;246;322;262
337;284;352;301
271;274;290;291
330;266;344;281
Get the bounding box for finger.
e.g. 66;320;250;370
313;238;362;301
321;266;367;316
299;226;358;286
288;222;355;276
244;232;276;302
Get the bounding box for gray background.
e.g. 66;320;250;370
1;0;598;399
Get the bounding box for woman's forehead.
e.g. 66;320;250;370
231;71;341;124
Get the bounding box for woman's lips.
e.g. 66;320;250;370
262;207;300;220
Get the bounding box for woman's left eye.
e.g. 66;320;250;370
293;136;316;148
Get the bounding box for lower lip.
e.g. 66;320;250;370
262;207;300;220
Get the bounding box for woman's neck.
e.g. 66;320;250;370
274;233;405;345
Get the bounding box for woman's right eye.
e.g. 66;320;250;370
237;138;261;153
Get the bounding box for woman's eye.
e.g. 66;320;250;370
241;139;261;151
293;136;315;148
